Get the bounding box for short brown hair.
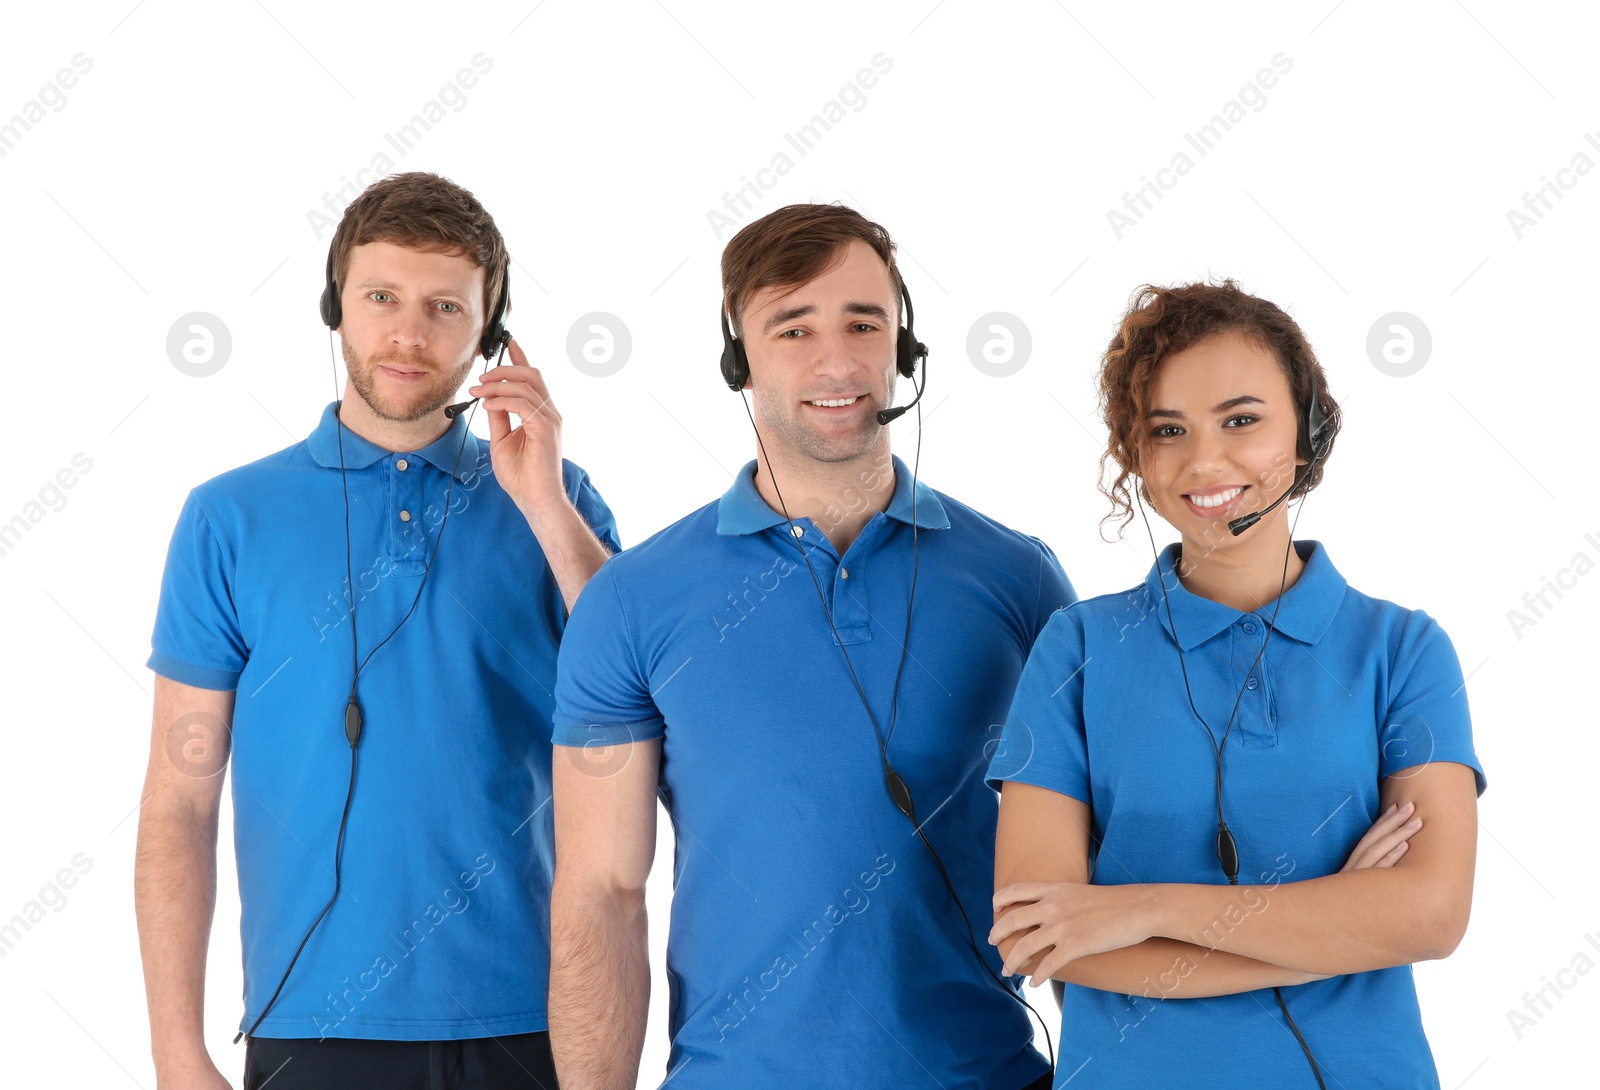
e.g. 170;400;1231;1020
721;203;901;336
330;172;509;327
1097;279;1341;534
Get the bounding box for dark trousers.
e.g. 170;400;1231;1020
243;1032;558;1090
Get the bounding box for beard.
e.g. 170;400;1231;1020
753;383;892;466
343;340;476;423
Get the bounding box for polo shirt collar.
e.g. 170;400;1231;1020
1147;540;1346;650
716;455;949;536
304;401;483;482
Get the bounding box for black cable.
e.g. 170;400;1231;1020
1274;985;1327;1089
233;747;357;1044
1134;473;1327;1090
237;337;499;1042
881;359;925;752
897;398;1053;1070
1137;490;1293;843
739;376;1055;1071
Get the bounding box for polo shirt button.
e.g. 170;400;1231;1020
791;525;804;538
396;458;409;471
1246;677;1259;690
1242;622;1257;634
400;510;412;522
841;567;849;579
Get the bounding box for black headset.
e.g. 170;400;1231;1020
1140;369;1337;1089
719;279;926;391
241;239;500;1044
1295;376;1336;474
320;243;512;361
1226;373;1337;536
721;271;1053;1069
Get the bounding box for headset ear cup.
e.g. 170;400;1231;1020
320;284;339;329
321;244;341;330
719;306;748;391
894;331;927;379
896;329;913;378
1291;377;1334;501
481;325;509;360
721;341;748;391
1299;377;1333;464
1308;398;1333;461
893;282;925;379
478;267;512;359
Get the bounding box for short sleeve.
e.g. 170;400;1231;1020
1382;612;1486;796
563;460;622;555
1031;537;1077;641
986;606;1091;804
147;492;247;691
553;562;665;747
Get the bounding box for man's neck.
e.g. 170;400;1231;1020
752;443;896;555
336;385;452;453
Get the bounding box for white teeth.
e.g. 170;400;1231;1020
1190;487;1243;509
811;397;859;407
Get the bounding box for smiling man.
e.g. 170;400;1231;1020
548;203;1075;1089
135;172;618;1090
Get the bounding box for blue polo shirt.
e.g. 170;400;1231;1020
554;457;1075;1089
987;541;1486;1090
148;401;619;1041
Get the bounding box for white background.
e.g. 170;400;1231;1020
1;2;1595;1087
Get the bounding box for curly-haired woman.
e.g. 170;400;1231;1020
986;280;1485;1090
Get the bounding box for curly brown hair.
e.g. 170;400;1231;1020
1097;279;1340;534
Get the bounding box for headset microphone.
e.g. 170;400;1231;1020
876;358;926;426
876;402;917;427
876;282;928;426
1228;378;1336;536
443;312;515;419
1227;489;1289;536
